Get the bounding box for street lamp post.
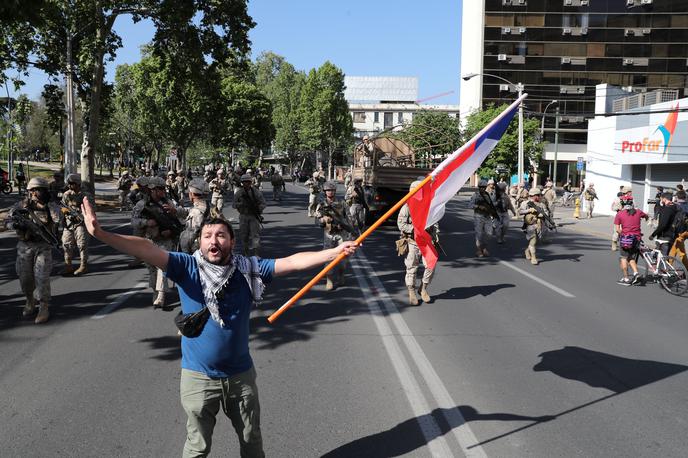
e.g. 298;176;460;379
541;100;560;184
462;72;524;184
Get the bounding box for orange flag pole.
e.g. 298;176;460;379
268;175;433;324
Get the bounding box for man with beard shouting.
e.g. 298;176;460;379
80;197;358;458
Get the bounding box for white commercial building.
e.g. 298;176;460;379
345;76;459;140
586;84;686;216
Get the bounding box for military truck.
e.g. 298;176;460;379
351;136;432;222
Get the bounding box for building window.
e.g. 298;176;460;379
352;112;366;123
374;112;379;123
398;112;404;124
384;112;393;129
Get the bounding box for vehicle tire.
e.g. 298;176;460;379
1;183;11;195
658;255;688;296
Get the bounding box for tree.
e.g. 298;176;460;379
254;52;306;169
396;111;462;168
298;62;352;178
463;104;543;179
1;0;255;189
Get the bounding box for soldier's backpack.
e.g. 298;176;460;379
671;206;688;237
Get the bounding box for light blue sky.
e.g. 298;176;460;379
8;0;461;105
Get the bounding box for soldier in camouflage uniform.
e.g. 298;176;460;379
233;174;266;256
178;178;214;254
209;168;231;213
315;181;354;290
345;177;367;233
131;176;182;307
61;174;94;276
175;169;188;204
470;180;498;257
6;177;63;324
305;171;323;217
495;182;517;243
48;171;65;202
117;169;133;211
270;171;285;201
519;187;546;265
397;179;438;305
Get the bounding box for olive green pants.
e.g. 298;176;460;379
180;368;264;458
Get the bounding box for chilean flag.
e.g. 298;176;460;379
407;95;527;269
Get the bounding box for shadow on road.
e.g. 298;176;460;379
433;283;516;300
322;405;554;457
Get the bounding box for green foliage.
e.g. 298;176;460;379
41;84;64;133
396;111;462;168
463;104;543;178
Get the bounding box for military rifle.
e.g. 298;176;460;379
62;206;84;230
526;201;557;231
141;199;184;237
11;208;61;249
243;189;265;226
320;202;357;236
476;190;500;219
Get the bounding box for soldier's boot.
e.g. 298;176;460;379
74;257;88;276
35;302;50;324
475;243;484;258
62;257;74;276
524;248;531;260
153;291;166;308
529;246;539;265
22;296;36;317
482;247;490;257
407;287;419;306
325;276;336;291
419;283;431;303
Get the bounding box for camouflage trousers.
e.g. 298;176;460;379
496;212;511;242
62;224;89;263
349;203;365;232
473;213;494;248
118;190;128;209
586;199;595;218
211;193;225;212
308;194;319;217
324;231;350;283
147;238;177;292
404;240;434;288
272;186;281;201
239;214;261;256
16;241;53;303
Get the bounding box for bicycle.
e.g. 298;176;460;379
637;240;688;296
557;191;580;207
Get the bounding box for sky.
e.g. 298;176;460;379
8;0;461;106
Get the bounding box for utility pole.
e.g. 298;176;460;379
553;106;560;186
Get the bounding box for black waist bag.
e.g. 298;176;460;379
175;307;210;337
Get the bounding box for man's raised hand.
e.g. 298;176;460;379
81;196;100;237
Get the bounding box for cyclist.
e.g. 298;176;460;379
614;196;649;286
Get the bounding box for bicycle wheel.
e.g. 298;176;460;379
658;256;688;296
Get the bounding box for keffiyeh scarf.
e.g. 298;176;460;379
193;250;265;327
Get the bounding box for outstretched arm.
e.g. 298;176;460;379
81;197;169;270
274;241;358;277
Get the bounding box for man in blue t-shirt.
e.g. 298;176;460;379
80;197;357;458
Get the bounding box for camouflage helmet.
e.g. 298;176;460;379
53;170;64;177
323;181;337;191
240;174;252;182
27;177;49;190
529;187;542;196
135;176;149;187
167;170;175;176
188;178;209;195
478;179;488;187
66;173;81;185
122;169;129;175
147;176;166;189
487;179;495;185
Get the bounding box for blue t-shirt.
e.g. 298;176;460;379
165;252;275;379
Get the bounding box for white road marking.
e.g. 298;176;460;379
352;250;488;458
498;260;575;298
350;258;454;457
91;281;148;319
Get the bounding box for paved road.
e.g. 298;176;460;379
1;182;687;457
